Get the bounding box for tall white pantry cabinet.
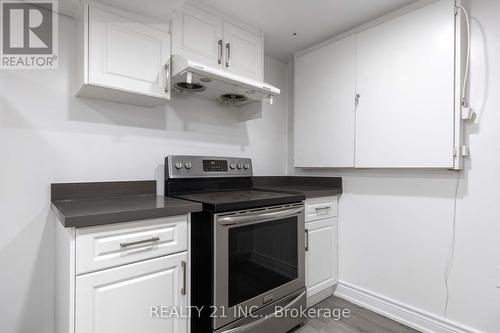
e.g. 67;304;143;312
56;216;191;333
294;0;468;169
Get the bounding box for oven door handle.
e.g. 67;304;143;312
217;206;304;226
219;290;306;333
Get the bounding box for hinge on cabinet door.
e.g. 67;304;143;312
461;145;470;157
454;6;458;15
355;93;361;108
454;146;470;158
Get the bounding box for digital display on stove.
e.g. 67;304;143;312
203;159;228;172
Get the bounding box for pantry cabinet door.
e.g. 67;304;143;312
75;253;188;333
171;4;224;68
294;35;356;167
223;22;263;81
88;6;171;99
355;0;456;168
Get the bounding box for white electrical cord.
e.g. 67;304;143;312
443;5;471;318
457;5;471;104
444;171;460;317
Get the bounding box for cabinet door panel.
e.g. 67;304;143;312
172;5;223;68
76;253;188;333
88;6;170;99
223;22;263;81
355;0;456;168
294;35;356;167
305;218;338;296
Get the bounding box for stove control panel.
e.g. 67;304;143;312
167;155;252;178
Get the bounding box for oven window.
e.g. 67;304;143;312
228;217;298;307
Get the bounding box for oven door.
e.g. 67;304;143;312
213;203;305;330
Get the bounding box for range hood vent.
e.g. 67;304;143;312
171;55;280;106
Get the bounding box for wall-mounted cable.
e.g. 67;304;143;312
457;5;471;105
444;171;461;317
443;4;471;318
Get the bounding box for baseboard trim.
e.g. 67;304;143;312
334;281;484;333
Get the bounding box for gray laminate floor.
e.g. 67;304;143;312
290;297;421;333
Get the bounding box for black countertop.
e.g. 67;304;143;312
253;176;342;199
51;177;341;228
51;181;202;228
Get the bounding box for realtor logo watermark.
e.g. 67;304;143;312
1;0;58;69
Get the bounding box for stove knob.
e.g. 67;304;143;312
229;162;236;169
237;162;243;169
175;162;183;169
243;163;250;170
184;161;192;169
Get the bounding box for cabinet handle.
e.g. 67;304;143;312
225;43;231;68
164;61;170;93
315;206;331;213
218;39;223;65
120;236;160;248
305;229;309;251
181;261;187;295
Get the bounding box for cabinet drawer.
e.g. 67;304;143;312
76;215;187;275
305;196;337;222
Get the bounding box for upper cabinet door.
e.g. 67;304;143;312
171;4;224;68
294;35;356;168
355;0;456;168
76;253;188;333
88;6;171;99
223;22;263;81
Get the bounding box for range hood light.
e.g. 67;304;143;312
174;82;206;92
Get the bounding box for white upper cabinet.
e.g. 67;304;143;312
355;0;456;168
171;4;223;68
294;35;356;168
76;4;171;107
223;22;263;81
293;0;463;169
171;3;263;81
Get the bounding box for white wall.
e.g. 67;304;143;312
289;0;500;332
0;15;290;333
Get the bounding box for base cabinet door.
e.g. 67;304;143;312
305;218;338;301
75;253;188;333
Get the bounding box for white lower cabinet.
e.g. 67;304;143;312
76;253;188;333
56;215;190;333
304;197;338;307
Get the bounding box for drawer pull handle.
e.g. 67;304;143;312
181;261;187;295
315;206;331;212
120;237;160;248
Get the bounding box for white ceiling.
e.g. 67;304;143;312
58;0;186;20
59;0;417;61
198;0;417;61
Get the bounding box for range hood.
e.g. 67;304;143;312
171;55;280;106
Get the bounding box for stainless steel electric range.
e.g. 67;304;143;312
165;155;307;333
